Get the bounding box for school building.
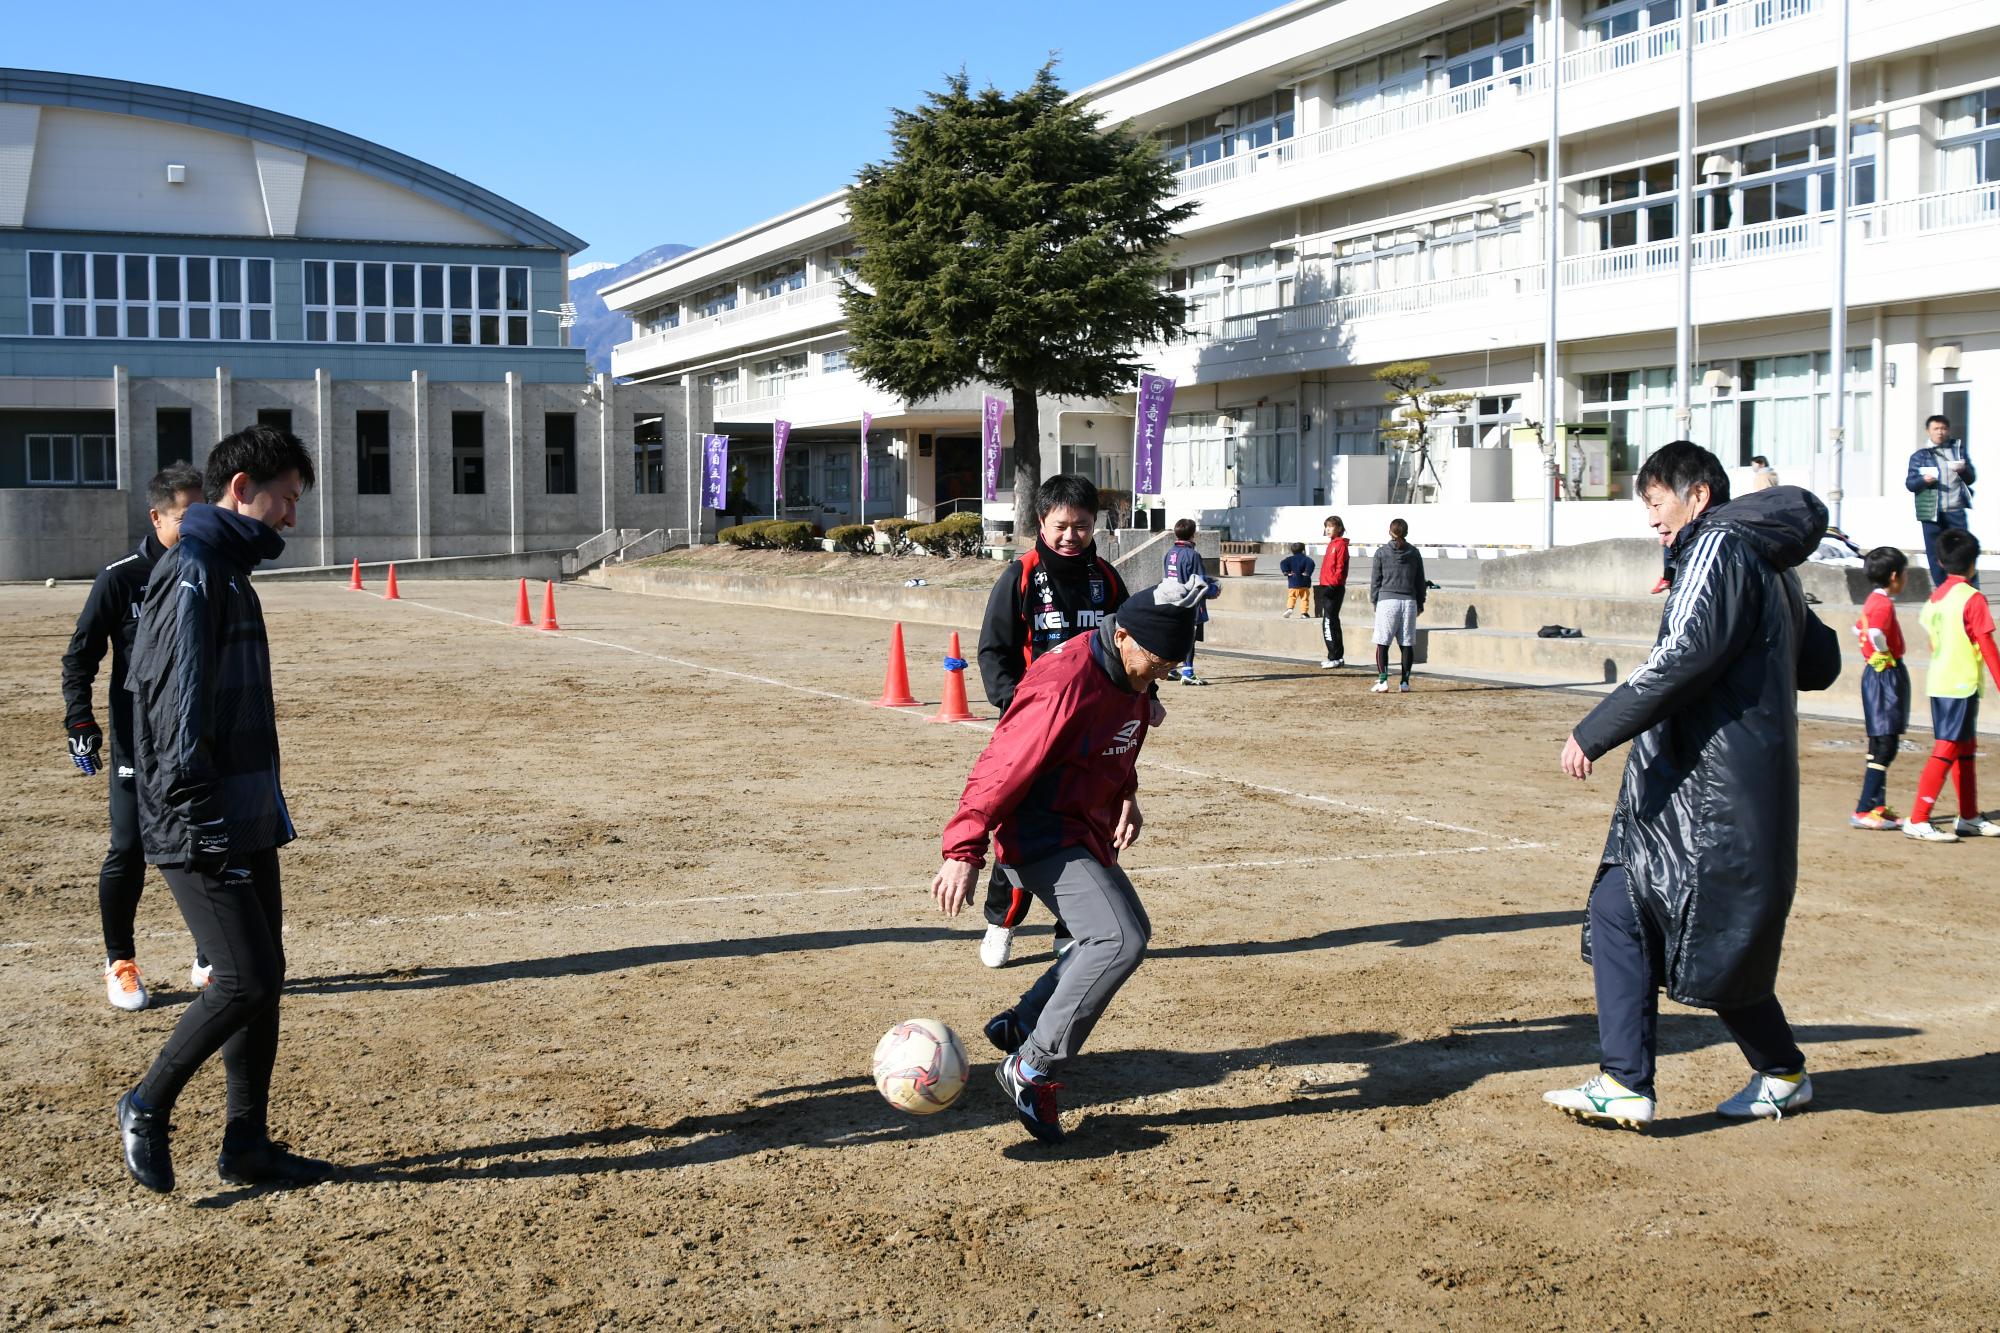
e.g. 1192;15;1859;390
602;0;2000;553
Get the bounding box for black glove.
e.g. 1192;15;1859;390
67;723;103;776
188;820;230;876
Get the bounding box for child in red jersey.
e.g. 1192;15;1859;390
1905;528;2000;841
1850;546;1910;830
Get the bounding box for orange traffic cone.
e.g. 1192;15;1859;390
513;578;532;626
929;632;978;723
348;558;362;591
874;622;919;707
384;564;400;600
538;580;560;631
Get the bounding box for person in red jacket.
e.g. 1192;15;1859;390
931;577;1201;1143
1317;515;1349;669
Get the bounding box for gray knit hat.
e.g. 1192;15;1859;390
1117;576;1205;661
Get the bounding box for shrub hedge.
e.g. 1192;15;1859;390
875;517;920;556
826;524;876;554
907;511;985;558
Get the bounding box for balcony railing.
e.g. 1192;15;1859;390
1171;0;1823;198
618;279;848;358
1181;186;1993;350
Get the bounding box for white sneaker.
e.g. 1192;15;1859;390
1319;658;1338;669
1904;818;1960;843
1543;1073;1654;1130
1716;1071;1813;1120
1953;815;2000;838
979;924;1014;969
105;959;149;1012
189;959;214;989
1370;679;1390;693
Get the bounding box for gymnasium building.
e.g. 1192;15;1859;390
0;69;696;580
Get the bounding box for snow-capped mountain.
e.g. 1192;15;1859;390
567;242;694;376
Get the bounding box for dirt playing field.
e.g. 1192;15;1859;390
2;577;1996;1330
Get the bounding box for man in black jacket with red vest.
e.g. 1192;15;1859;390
61;464;206;1012
975;474;1130;969
114;425;335;1194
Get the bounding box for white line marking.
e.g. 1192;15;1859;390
350;588;1499;837
0;844;1544;953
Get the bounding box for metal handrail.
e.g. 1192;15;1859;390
898;495;985;524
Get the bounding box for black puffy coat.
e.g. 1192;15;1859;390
1573;486;1841;1010
128;504;296;866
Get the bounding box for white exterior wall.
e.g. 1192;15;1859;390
602;0;2000;549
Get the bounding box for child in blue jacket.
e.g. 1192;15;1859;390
1163;519;1220;685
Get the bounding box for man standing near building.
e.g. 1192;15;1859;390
1907;414;1977;588
114;425;334;1193
62;464;209;1012
1547;442;1841;1130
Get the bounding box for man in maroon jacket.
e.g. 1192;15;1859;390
931;578;1202;1143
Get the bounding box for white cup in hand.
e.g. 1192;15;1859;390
1951;459;1966;474
1921;466;1940;481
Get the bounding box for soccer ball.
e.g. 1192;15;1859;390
872;1018;968;1115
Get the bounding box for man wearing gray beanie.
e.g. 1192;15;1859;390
932;577;1204;1143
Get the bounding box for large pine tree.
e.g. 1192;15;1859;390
842;64;1193;531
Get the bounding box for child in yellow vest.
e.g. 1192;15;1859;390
1907;528;2000;841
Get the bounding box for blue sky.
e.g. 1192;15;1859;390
13;0;1274;269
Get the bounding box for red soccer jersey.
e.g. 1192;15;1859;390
1853;589;1905;663
940;631;1149;870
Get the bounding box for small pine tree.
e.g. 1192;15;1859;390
842;64;1194;530
1374;361;1473;502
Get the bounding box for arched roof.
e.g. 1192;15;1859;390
0;68;585;253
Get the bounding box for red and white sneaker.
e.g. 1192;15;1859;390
995;1052;1064;1143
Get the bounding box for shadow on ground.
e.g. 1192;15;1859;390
197;1016;1957;1204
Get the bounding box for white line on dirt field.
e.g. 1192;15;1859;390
349;588;1499;839
0;844;1545;953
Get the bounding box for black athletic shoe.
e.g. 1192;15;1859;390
996;1052;1064;1143
217;1137;336;1188
983;1009;1028;1055
116;1090;173;1194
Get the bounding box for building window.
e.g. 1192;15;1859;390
1734;348;1873;474
750;260;807;301
865;442;898;502
823;449;852;505
820;346;850;374
356;411;392;495
1159;90;1296;173
1168;261;1228;326
1329;8;1533;125
27;252;274;341
752;352;808;397
637;304;680;337
1165;410;1228;487
25;433;116;486
1233;403;1299;487
257;408;293;435
156;409;193;470
689;281;737;320
545;413;577;494
705;369;741;407
304;261;530;347
451;412;485;495
1939;88;2000;189
1583;162;1679;251
1580;368;1676;472
633;416;665;494
1330;405;1390;456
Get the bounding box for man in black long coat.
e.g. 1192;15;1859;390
1547;442;1841;1130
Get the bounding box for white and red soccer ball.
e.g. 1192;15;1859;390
872;1018;968;1114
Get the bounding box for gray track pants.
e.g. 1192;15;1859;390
1003;848;1151;1075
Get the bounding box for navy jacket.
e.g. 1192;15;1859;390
61;533;166;763
1904;443;1975;517
1572;487;1842;1009
127;504;296;865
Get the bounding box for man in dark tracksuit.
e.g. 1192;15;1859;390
62;465;207;1011
114;425;334;1194
934;577;1203;1143
974;474;1130;969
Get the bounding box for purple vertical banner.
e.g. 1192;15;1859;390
859;411;872;520
701;434;728;511
772;420;791;513
980;394;1004;502
1132;373;1175;496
